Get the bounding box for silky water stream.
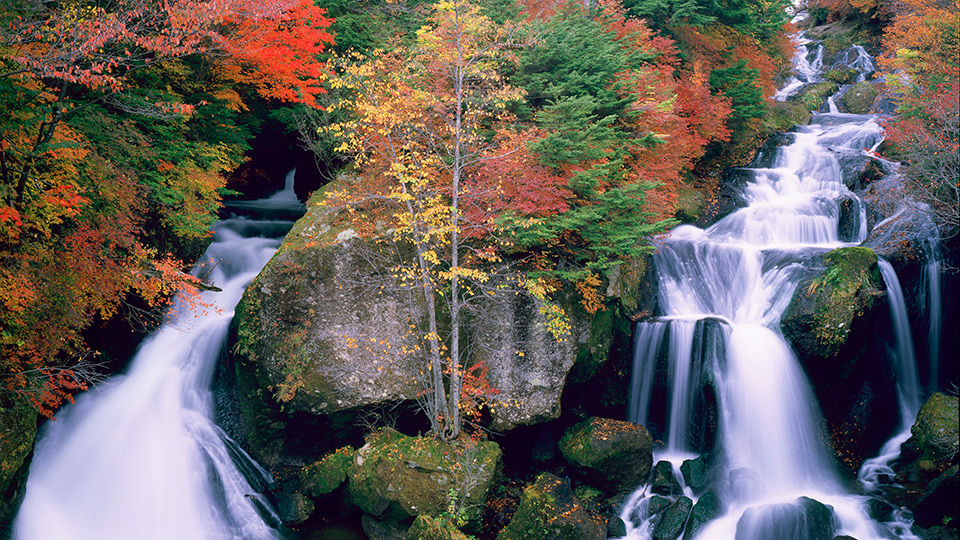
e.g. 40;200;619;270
11;176;304;540
616;35;939;540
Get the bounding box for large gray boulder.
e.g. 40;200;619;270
233;182;622;453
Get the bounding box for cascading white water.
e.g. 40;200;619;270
12;179;303;540
618;36;914;540
857;259;923;494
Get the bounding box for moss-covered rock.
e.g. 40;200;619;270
841;81;878;114
651;460;683;496
796;81;840;112
0;397;37;525
782;247;885;359
348;429;501;525
904;393;959;477
496;473;604;540
825;69;858;84
301;446;354;497
558;417;652;493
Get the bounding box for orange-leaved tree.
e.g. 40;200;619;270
0;0;333;414
878;0;959;235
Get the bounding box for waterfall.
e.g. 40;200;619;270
12;180;302;539
617;38;916;540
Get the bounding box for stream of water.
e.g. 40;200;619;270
11;178;302;540
618;30;936;540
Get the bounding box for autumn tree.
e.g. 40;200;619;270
877;0;959;236
325;0;525;440
0;0;334;414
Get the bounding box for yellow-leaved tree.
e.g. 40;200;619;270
324;0;535;440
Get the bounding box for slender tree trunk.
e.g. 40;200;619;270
446;0;467;441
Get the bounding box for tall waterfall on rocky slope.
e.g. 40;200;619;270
618;31;938;540
11;180;302;540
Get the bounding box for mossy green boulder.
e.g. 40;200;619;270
906;393;959;475
841;81;878;114
348;429;501;525
558;417;653;493
301;446;354;497
496;473;604;540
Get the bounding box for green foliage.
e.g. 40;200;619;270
321;0;432;53
622;0;717;29
510;10;635;119
709;59;767;132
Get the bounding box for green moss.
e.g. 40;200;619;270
348;429;502;525
301;446;354;497
675;182;703;223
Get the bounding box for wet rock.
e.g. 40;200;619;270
797;496;838;540
778;244;901;472
683;491;725;540
558;417;653;493
0;397;36;525
841;81;879;114
348;429;501;525
913;465;959;530
837;195;861;243
752;133;796;169
833;149;887;191
496;473;604;540
680;455;712;493
651;461;682;496
607;515;628;537
277;492;315;524
734;497;837;540
652;496;692;540
865;498;894;522
649;495;672;516
362;513;409;540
